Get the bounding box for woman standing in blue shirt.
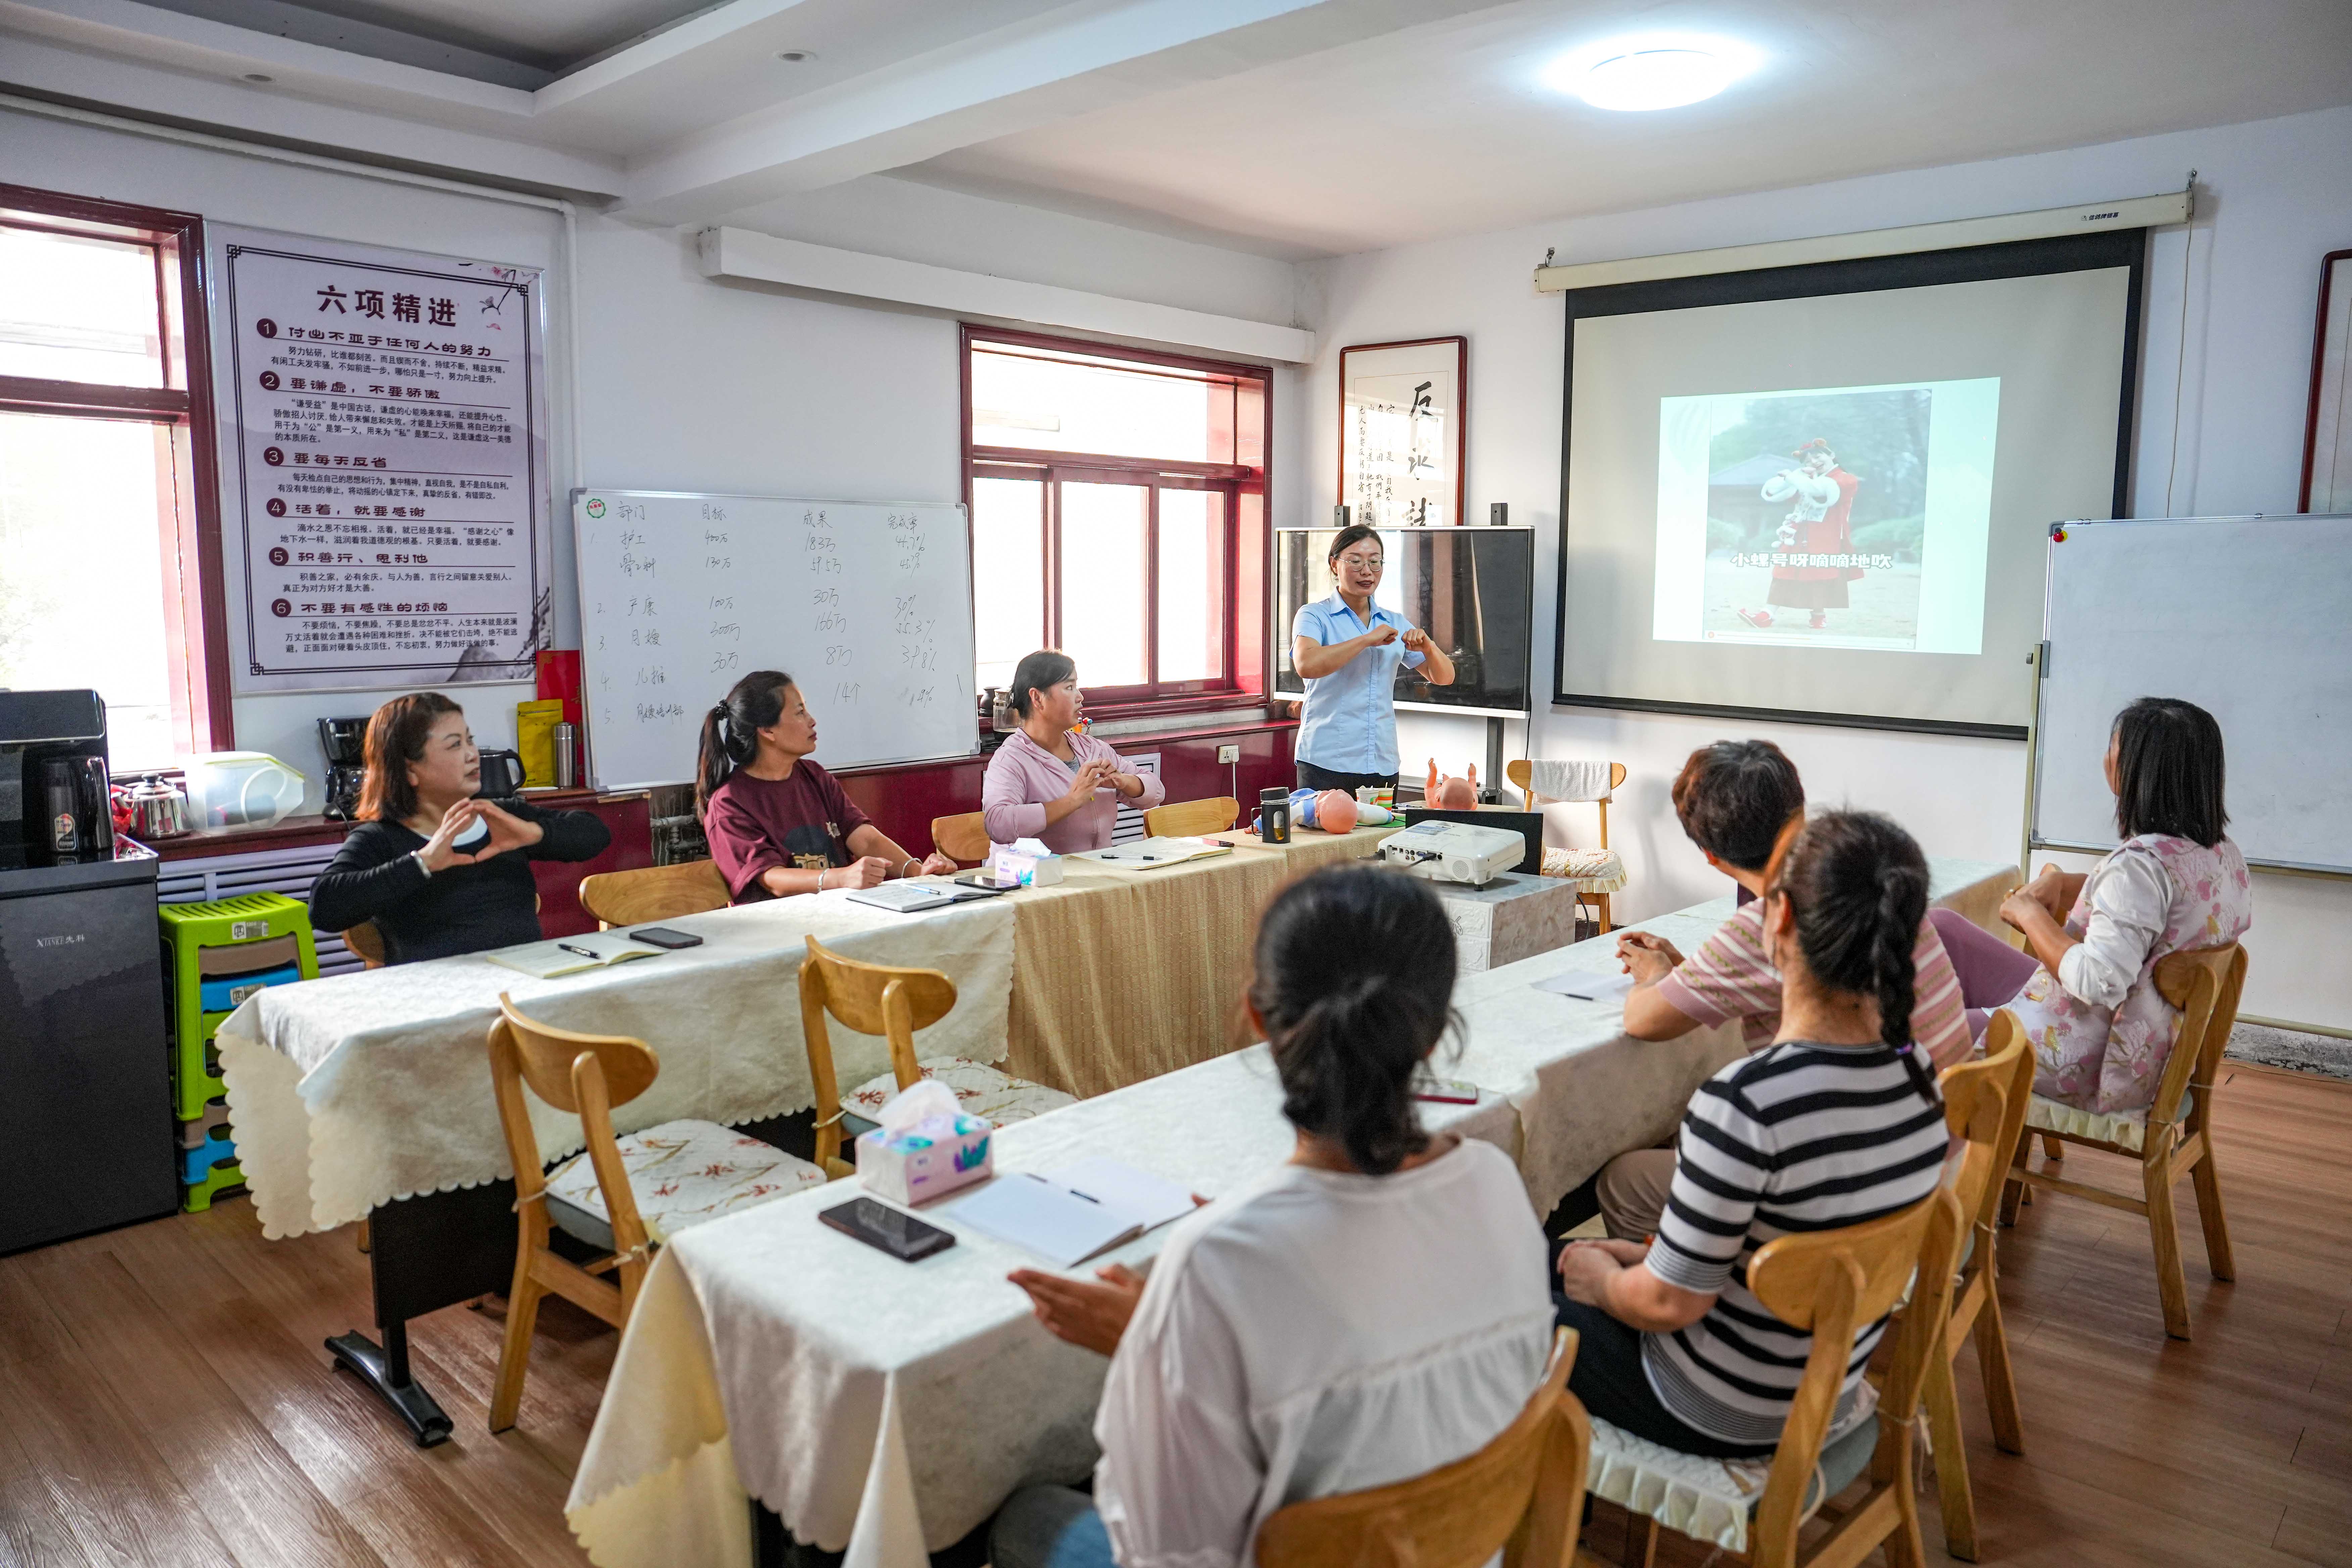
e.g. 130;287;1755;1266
1291;525;1455;793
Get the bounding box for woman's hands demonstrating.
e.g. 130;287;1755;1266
1064;757;1119;805
1617;931;1684;984
1399;627;1433;654
1009;1264;1146;1357
417;798;543;871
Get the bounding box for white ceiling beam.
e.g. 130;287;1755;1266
616;0;1511;225
700;225;1314;362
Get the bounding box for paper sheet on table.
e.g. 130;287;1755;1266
948;1160;1194;1266
1533;970;1634;1002
1051;1157;1195;1231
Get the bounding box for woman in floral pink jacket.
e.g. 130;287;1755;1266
1927;697;2250;1114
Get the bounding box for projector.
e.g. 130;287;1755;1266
1379;820;1526;886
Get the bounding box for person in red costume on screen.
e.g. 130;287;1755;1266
1739;439;1864;632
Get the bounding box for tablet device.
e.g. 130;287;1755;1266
820;1196;957;1262
629;927;704;949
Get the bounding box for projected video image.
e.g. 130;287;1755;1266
1651;378;1999;655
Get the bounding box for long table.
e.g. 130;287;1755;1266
565;858;2018;1568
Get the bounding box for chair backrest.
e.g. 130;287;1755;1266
1743;1184;1963;1564
486;993;662;1258
1506;760;1626;848
797;935;959;1171
1255;1327;1590;1568
2151;943;2249;1125
578;859;729;929
1942;1012;2037;1239
1144;795;1239;838
340;921;385;968
931;811;990;864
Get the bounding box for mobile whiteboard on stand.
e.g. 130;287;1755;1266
572;489;977;789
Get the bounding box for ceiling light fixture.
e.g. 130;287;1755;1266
1542;34;1760;111
776;49;816;63
244;72;274;83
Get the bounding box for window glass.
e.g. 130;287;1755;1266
971;349;1216;463
972;476;1044;691
0;226;165;387
0;410;181;767
1157;488;1224;683
1058;482;1148;687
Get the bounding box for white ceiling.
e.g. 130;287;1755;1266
3;0;2348;256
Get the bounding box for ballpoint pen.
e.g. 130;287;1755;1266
557;942;601;960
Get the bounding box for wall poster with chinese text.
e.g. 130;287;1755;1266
212;226;552;694
1339;337;1465;531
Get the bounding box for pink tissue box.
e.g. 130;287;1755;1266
857;1113;994;1205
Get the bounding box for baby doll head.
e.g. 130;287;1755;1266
1314;789;1359;834
1425;758;1478;811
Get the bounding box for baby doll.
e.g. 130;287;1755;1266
1424;758;1479;811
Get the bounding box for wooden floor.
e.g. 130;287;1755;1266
3;1064;2348;1568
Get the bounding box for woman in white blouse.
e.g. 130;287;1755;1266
993;863;1554;1568
1927;696;2251;1114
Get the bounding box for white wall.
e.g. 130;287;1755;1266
1297;105;2352;1031
0;102;1303;811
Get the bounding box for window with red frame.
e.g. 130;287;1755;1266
964;328;1269;712
0;184;229;770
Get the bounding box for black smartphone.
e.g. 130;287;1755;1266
629;926;705;949
819;1196;957;1262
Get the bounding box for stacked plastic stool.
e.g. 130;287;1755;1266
158;893;321;1213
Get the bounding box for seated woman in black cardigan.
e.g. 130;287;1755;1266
309;691;610;964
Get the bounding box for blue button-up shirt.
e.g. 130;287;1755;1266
1292;591;1424;775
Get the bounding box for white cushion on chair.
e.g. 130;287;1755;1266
544;1119;824;1245
847;1058;1076;1127
1583;1404;1882;1555
2024;1091;2181;1154
1538;845;1627;894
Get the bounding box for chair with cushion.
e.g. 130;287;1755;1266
2003;943;2247;1340
799;935;1074;1177
1915;1012;2036;1561
931;810;991;866
1256;1326;1589;1568
578;859;730;928
1581;1184;1963;1568
485;992;825;1432
1143;795;1240;838
1507;760;1629;934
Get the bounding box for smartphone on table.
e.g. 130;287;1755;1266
820;1196;958;1261
629;926;705;949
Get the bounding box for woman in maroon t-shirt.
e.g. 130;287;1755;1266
697;670;956;903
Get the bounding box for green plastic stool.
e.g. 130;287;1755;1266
159;892;320;1122
183;1159;246;1213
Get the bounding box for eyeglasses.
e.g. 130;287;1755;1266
1336;554;1384;570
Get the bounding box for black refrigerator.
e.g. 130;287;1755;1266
0;690;176;1254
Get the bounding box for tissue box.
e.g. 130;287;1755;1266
989;847;1064;888
858;1114;994;1205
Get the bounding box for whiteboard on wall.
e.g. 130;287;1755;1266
573;489;977;788
2031;514;2352;876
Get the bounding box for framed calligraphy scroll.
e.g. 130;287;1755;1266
2301;249;2352;513
1339;336;1465;530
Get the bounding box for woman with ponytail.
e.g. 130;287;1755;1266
1552;810;1950;1460
697;671;954;903
990;865;1552;1568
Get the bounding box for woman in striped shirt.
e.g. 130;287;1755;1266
1552;809;1950;1457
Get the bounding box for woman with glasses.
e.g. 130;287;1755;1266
1289;524;1454;795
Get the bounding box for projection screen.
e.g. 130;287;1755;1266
1556;231;2144;737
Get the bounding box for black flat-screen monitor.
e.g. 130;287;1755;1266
1274;525;1533;716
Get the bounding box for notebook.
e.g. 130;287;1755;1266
1074;836;1234;869
846;880;1001;914
947;1158;1196;1266
484;933;665;979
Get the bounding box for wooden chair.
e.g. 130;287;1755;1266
578;859;729;928
1589;1184;1964;1568
2003;943;2247;1340
930;810;990;865
485;993;825;1431
1917;1013;2037;1561
1143;795;1240;838
1507;760;1628;934
339;921;385;968
1258;1327;1589;1568
798;936;1073;1177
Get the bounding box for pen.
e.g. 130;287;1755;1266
557;942;601;960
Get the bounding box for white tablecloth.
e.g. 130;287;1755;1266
564;856;2019;1568
216;891;1017;1238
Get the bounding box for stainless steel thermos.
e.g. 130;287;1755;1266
552;722;579;789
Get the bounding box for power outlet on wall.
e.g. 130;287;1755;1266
1216;744;1240;764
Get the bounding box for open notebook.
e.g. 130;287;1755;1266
484;933;665;980
946;1158;1196;1266
1073;837;1233;869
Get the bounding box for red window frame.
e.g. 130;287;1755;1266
0;181;234;756
962;325;1272;717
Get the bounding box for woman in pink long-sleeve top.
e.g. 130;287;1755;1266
982;649;1164;853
